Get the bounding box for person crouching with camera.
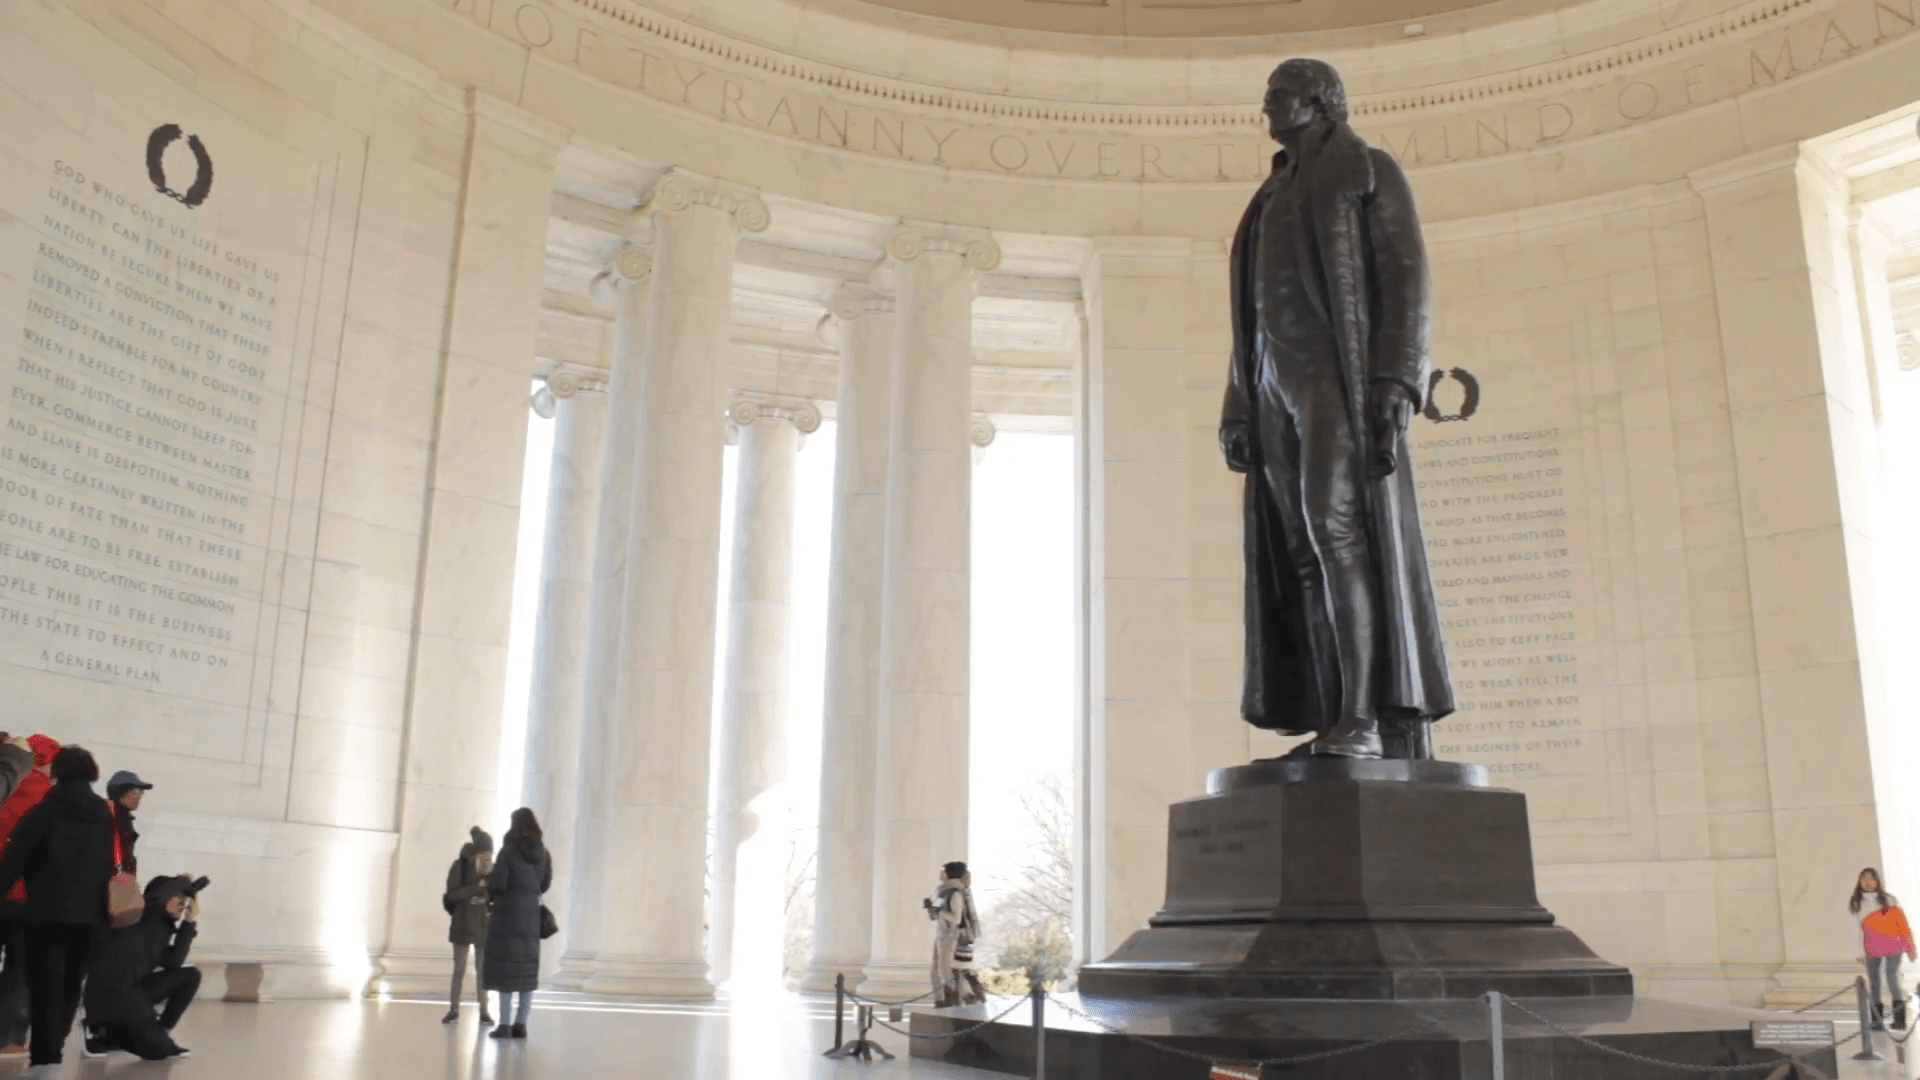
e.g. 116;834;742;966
81;875;204;1060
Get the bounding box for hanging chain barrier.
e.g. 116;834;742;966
826;971;1879;1077
870;993;1033;1041
1500;996;1860;1074
844;985;940;1008
1791;984;1861;1013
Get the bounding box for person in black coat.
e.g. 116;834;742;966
442;826;494;1025
0;746;115;1067
82;875;199;1060
482;808;551;1040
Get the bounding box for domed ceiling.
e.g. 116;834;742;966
837;0;1553;38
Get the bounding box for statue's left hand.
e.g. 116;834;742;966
1367;381;1417;479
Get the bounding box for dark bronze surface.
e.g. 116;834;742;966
1080;760;1630;1002
1224;58;1453;759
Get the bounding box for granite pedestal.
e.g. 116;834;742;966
1079;757;1632;1000
906;760;1831;1078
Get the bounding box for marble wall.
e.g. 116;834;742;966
4;0;1920;1006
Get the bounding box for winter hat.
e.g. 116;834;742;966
469;826;494;855
27;735;59;768
143;875;194;905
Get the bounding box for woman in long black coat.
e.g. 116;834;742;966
482;808;550;1039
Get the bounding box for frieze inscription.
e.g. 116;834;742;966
358;0;1920;179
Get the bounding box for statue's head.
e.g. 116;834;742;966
1265;58;1348;139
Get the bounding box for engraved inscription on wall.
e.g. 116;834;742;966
1415;401;1595;782
1;158;285;707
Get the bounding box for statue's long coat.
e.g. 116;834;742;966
1221;123;1455;735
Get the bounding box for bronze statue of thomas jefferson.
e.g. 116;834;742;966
1220;58;1454;760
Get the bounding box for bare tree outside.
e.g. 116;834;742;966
782;827;817;985
979;771;1074;991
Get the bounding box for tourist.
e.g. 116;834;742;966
483;808;551;1040
925;862;984;1007
81;875;202;1060
0;746;116;1068
0;736;59;1057
443;827;495;1025
105;771;152;877
0;734;33;805
1852;868;1916;1030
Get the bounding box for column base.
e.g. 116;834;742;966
548;953;597;991
1764;963;1868;1009
582;959;715;999
796;959;870;995
858;960;933;1004
368;950;453;998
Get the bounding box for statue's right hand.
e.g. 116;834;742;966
1220;423;1256;474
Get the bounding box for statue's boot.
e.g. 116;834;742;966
1309;716;1383;758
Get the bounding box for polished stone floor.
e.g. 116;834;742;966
0;990;1008;1079
0;993;1910;1079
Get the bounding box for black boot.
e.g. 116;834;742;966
1873;1001;1887;1031
488;1024;513;1039
510;1023;527;1039
441;1008;458;1024
1895;997;1908;1031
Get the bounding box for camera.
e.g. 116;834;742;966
182;876;211;896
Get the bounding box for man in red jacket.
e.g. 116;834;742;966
0;735;60;1056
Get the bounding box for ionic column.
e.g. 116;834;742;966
799;282;897;992
708;394;820;985
860;224;999;998
520;362;609;981
551;243;652;988
583;172;770;998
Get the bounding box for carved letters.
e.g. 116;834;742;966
407;0;1920;179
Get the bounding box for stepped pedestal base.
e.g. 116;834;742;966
1078;758;1632;1001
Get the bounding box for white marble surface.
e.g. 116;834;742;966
373;93;567;994
555;251;651;989
863;227;993;999
522;367;609;983
709;403;804;984
802;283;897;993
585;176;765;999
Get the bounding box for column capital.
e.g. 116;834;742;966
969;413;998;449
728;393;822;434
643;169;770;234
886;222;1000;272
532;364;610;416
829;282;897;322
588;242;654;308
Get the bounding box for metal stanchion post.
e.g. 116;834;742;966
824;973;845;1057
1857;975;1886;1062
1486;989;1505;1080
1030;969;1046;1080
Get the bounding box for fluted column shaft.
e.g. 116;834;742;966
799;284;896;992
708;397;818;985
552;246;652;988
861;226;999;997
584;174;768;998
521;365;610;980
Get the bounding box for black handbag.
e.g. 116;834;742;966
539;905;559;940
